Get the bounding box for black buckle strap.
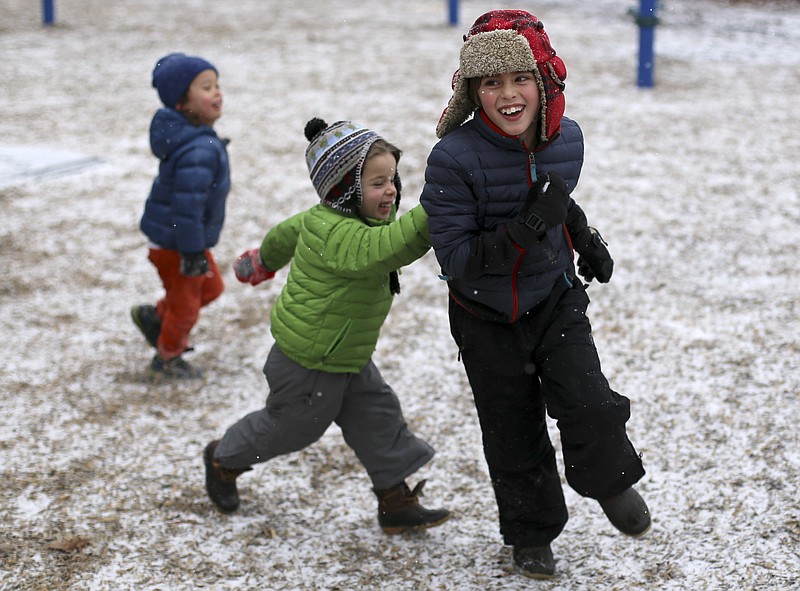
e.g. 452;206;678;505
520;212;546;233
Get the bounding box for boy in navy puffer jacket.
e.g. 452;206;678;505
420;10;650;580
132;53;230;380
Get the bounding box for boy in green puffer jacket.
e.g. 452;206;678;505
204;118;450;534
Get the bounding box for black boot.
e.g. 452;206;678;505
374;480;450;534
203;440;251;513
513;544;555;579
131;304;161;348
598;487;651;537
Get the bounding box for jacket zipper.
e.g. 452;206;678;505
509;150;538;323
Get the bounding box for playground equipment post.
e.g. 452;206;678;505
43;0;55;26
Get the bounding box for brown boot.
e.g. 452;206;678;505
374;480;450;534
203;440;251;513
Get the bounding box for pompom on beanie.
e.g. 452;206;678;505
436;10;567;143
152;52;217;109
304;118;380;215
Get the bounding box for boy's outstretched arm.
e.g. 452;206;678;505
232;209;306;286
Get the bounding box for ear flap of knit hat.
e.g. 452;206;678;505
152;52;217;109
435;10;567;142
304;118;380;214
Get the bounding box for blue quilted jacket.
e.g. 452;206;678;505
140;108;231;253
420;110;584;322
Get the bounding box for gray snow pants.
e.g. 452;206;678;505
214;345;435;490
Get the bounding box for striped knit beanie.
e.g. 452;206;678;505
436;10;567;142
304;118;380;215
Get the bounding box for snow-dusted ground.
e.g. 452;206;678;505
1;0;799;589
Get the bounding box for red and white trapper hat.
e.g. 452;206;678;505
436;10;567;143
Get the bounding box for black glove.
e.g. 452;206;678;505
506;172;569;247
179;252;209;277
576;228;613;283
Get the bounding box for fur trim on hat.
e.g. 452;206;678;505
460;29;537;79
435;10;566;143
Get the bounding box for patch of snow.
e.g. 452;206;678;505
1;0;799;590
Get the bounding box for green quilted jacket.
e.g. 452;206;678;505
260;203;430;373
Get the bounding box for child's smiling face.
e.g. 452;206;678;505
179;69;223;127
359;152;397;221
477;71;540;147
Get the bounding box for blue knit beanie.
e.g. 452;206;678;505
152;53;217;108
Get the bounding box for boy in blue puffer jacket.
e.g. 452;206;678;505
420;10;650;579
132;53;231;380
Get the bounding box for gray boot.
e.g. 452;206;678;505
598;487;651;537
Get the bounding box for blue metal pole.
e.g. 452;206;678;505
636;0;657;87
448;0;458;27
43;0;55;26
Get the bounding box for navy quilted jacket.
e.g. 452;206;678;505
420;110;584;321
140;108;231;253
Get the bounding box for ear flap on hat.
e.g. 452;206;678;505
435;70;477;139
537;55;566;142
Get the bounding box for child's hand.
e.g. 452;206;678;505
520;172;569;231
576;228;613;283
233;248;275;286
180;252;209;276
507;172;569;246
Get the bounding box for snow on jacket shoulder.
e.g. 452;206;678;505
139;108;231;253
421;113;584;321
262;203;430;373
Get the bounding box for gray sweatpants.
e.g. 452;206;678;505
214;345;435;490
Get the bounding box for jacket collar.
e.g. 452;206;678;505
477;108;561;152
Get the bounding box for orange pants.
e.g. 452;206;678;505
148;248;224;359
